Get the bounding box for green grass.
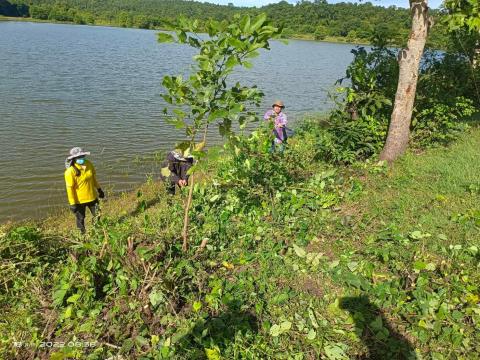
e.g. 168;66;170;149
354;127;480;244
0;15;54;23
0;125;479;359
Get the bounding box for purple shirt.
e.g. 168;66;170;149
264;110;288;142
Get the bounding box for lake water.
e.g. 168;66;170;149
0;21;357;223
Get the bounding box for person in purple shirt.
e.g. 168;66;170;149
264;100;288;152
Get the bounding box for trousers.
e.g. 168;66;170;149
70;199;98;233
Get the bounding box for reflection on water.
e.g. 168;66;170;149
0;21;356;222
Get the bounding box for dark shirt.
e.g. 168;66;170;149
162;151;193;184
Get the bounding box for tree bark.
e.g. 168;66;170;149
379;0;430;163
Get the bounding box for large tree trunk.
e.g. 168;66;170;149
379;0;430;163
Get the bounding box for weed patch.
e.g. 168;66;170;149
1;127;480;359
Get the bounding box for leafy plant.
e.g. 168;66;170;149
411;96;475;147
2;117;480;360
335;46;397;121
444;0;480;32
159;14;282;250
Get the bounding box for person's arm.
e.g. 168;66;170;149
64;169;78;205
167;153;182;184
91;163;100;189
264;110;274;120
91;163;104;198
180;160;193;182
278;113;287;127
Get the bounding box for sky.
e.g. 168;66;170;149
207;0;444;9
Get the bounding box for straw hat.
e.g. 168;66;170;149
67;147;90;160
272;100;285;108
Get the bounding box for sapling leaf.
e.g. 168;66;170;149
161;167;171;177
240;15;251;34
251;13;267;32
158;32;175;43
225;55;238;69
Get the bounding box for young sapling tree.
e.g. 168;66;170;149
159;14;282;251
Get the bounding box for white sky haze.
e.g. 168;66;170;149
207;0;444;9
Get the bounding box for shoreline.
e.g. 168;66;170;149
0;15;372;47
3;113;478;232
0;112;331;226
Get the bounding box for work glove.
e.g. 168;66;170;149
98;188;105;199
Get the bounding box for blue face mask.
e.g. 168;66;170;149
76;158;85;165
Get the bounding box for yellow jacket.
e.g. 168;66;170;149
64;160;100;205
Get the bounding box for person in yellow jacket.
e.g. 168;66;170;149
64;147;104;233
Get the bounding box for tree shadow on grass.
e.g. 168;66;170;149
175;308;258;359
339;296;416;360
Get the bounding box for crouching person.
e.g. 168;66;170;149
160;150;194;195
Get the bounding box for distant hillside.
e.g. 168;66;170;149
6;0;448;47
0;0;28;16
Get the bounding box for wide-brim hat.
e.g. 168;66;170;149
67;147;90;160
272;100;285;108
172;149;194;162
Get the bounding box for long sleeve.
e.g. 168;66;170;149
276;113;287;127
92;164;100;189
179;160;193;182
64;169;78;205
264;110;287;127
264;110;275;120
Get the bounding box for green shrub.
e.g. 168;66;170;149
412;97;476;147
297;114;387;164
306;44;480;165
336;46;397;121
0;226;66;296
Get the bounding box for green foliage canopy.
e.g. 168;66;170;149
159;14;282;157
5;0;449;48
444;0;480;31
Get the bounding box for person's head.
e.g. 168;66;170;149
272;100;285;114
67;147;90;175
74;156;86;165
172;148;194;162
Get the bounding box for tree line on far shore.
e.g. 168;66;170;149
2;0;450;49
0;0;27;17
